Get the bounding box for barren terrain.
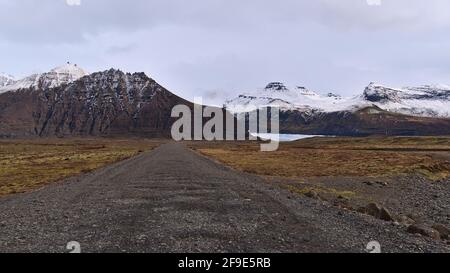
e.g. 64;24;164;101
0;139;448;252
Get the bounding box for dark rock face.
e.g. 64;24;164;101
363;84;401;103
0;90;39;138
400;85;450;100
363;83;450;103
0;69;192;138
265;82;288;91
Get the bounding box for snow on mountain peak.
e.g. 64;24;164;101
295;86;320;96
40;63;89;89
0;63;89;93
361;83;450;117
262;82;319;96
363;82;401;103
0;73;15;88
50;63;88;79
225;82;350;113
364;82;450;101
225;82;450;118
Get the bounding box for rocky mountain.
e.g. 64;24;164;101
362;83;450;118
0;63;88;94
278;106;450;136
0;73;15;88
226;82;450;136
0;66;196;138
1;67;449;138
226;82;450;118
226;82;358;114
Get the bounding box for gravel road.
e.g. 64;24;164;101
0;143;448;253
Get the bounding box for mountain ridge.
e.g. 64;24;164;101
0;73;15;88
0;63;89;93
226;82;450;119
1;67;449;138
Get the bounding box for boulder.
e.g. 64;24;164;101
432;224;450;240
407;224;441;240
334;198;353;210
304;191;320;200
363;203;395;222
397;215;415;226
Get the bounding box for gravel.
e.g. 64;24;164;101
0;143;448;253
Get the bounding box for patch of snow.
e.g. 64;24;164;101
44;63;89;88
0;63;89;93
0;74;41;93
363;83;450;118
0;73;16;91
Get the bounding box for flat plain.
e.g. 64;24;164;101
0;138;163;197
0;137;448;252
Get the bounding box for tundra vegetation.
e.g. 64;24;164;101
0;138;163;197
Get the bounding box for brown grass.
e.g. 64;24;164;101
189;137;450;180
0;138;163;197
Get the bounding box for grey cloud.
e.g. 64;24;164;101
106;44;136;55
2;0;450;104
3;0;450;44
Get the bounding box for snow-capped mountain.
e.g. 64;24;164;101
362;83;450;118
0;69;448;137
0;73;15;88
0;63;89;93
225;82;360;114
0;68;196;137
225;82;450;118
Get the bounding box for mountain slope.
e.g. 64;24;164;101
279;106;450;136
363;83;450;118
0;69;193;138
226;82;450;136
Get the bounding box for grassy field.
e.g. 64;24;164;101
0;138;163;197
2;136;449;200
189;137;450;181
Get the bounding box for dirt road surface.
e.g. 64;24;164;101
0;143;448;253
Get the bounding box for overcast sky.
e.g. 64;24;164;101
1;0;450;104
